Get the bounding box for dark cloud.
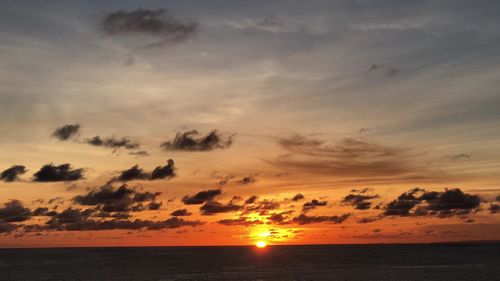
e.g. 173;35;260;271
292;213;350;225
302;199;327;212
150;159;176;180
32;207;51;216
33;163;84;182
383;188;481;217
52;124;80;141
116;165;150;181
383;188;423;216
0;222;18;233
182;189;221;205
0;200;31;222
102;9;197;45
341;192;379;210
147;201;162;210
490;204;499;214
170;209;192;216
200;201;242;215
74;184;161;214
37;212;202;232
291;193;305;202
243;199;281;214
269;135;431;184
86;136;139;150
1;165;26;182
357;217;380;224
267;212;291;224
160;130;233;152
116;160;176;181
238;176;256;185
218;217;263;226
244;195;258;205
425;189;480;213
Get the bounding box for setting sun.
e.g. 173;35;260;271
256;241;267;248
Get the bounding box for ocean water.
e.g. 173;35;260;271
0;243;499;281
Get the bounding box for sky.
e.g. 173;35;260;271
0;0;499;248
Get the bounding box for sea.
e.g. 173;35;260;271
0;243;499;281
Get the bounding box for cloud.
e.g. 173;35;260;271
292;213;350;225
291;193;305;202
0;165;27;182
423;188;481;216
0;222;18;233
116;165;150;181
244;195;258;204
243;199;281;214
33;163;84;182
302;199;327;212
450;154;471;161
383;188;481;217
268;135;432;183
218;217;263;226
238;176;256;185
51;125;142;152
102;9;197;46
170;209;192;216
150;159;176;180
341;192;380;210
490;204;499;214
38;212;202;232
0;200;31;222
86;136;140;150
383;188;424;216
116;160;176;181
182;189;221;205
160;130;233;152
74;184;161;213
357;217;380;224
52;124;80;141
200;201;243;215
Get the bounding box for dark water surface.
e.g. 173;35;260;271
0;243;499;281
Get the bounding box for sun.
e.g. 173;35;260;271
256;241;267;248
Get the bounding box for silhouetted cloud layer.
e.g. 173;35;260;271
33;164;84;182
74;184;161;214
0;165;26;182
161;130;233;151
384;188;481;217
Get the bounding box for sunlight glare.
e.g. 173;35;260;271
256;241;267;248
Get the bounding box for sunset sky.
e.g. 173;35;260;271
1;0;499;248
